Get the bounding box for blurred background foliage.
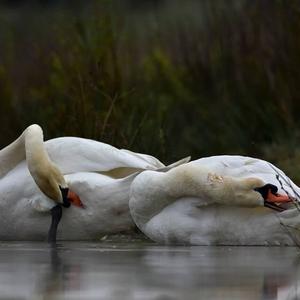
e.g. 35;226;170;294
1;0;300;181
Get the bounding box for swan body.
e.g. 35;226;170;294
0;125;188;240
130;155;300;245
0;166;134;240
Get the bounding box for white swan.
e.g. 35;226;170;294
0;124;87;242
0;124;189;241
129;155;300;245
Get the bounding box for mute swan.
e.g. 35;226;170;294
0;124;85;242
129;155;300;245
0;124;189;241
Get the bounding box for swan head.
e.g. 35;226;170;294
254;182;291;211
34;162;84;208
235;178;291;211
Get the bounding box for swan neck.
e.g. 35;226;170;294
0;125;66;201
165;165;255;204
24;125;51;175
0;132;26;178
164;164;216;198
24;125;66;201
130;165;215;227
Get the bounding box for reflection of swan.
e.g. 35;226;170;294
0;243;299;299
130;155;300;245
0;125;189;240
140;246;300;300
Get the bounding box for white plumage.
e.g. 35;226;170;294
0;125;188;240
130;155;300;245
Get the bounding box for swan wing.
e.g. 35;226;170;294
156;156;191;172
119;149;165;168
45;137;165;174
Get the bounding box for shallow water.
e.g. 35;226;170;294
0;241;299;300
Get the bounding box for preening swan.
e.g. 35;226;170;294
0;124;189;241
0;124;84;242
130;155;300;245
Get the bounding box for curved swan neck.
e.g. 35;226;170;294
24;125;52;176
164;164;231;200
0;133;25;178
130;165;218;226
0;124;66;202
165;164;263;205
130;164;264;227
0;125;52;178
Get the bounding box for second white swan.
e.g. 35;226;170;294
130;155;300;245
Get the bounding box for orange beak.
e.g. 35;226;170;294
67;190;85;208
266;190;291;203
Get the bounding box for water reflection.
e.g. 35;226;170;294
0;242;299;299
38;245;82;299
38;246;63;298
141;247;300;299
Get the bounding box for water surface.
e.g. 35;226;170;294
0;241;299;300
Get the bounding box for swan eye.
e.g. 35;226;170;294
254;184;278;199
254;184;290;211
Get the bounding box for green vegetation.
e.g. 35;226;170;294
1;0;300;181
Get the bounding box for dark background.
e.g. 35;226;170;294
1;0;300;181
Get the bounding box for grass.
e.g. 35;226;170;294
0;0;300;181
